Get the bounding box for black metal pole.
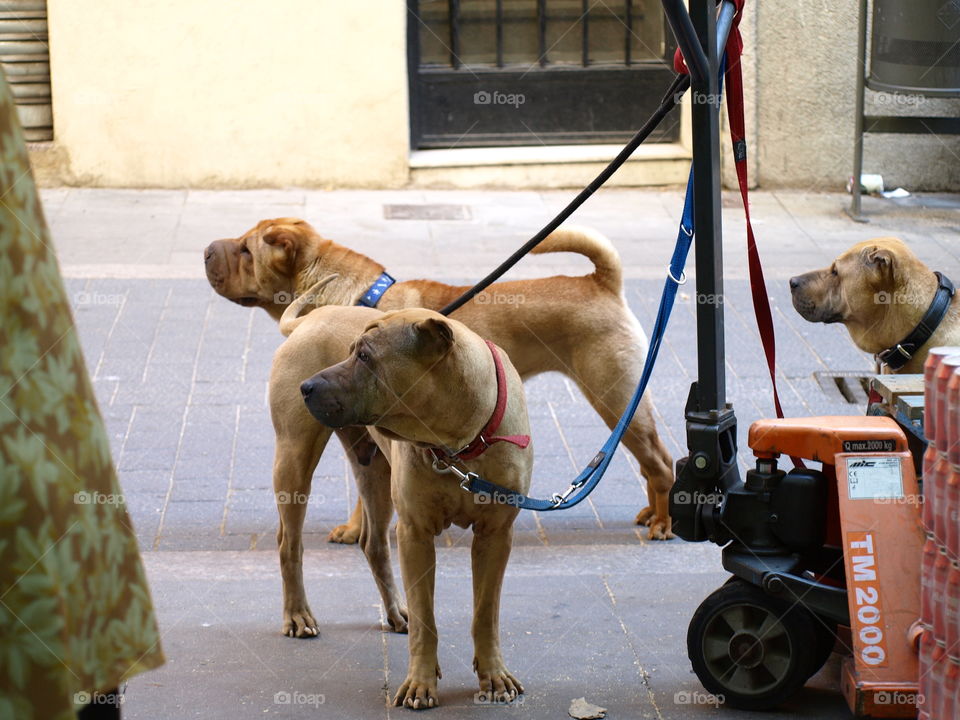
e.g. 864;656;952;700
660;0;708;86
689;0;725;414
665;0;742;542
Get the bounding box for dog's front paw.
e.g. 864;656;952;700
393;673;439;710
646;517;674;541
282;607;319;638
327;521;361;544
475;662;523;704
386;605;409;634
635;507;674;540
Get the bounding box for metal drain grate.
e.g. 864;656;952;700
383;204;472;221
814;371;873;404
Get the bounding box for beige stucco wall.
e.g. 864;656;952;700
752;2;960;191
34;1;959;191
45;0;410;188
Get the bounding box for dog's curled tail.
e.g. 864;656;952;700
278;274;339;337
531;226;622;293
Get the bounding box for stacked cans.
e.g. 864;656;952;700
919;347;960;720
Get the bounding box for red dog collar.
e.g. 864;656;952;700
430;340;530;463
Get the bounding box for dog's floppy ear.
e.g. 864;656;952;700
413;317;454;353
862;245;895;276
261;225;298;253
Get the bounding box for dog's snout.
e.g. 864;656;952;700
789;276;802;291
300;373;353;427
300;379;318;400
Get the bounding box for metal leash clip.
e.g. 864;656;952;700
431;455;479;492
550;484;579;508
431;455;454;474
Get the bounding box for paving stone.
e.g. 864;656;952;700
169;478;229;503
118;469;173;496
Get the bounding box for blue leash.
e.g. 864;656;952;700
443;169;695;510
438;60;727;511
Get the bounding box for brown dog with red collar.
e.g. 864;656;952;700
298;307;532;709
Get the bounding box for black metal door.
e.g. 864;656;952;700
408;0;679;148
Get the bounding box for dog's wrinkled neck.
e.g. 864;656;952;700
399;342;499;454
852;271;940;353
294;238;386;308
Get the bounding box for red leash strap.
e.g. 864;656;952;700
722;6;786;421
674;2;801;464
723;5;805;468
674;2;784;417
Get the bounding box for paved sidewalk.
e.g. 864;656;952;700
46;187;960;719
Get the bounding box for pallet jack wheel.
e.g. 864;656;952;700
687;579;816;710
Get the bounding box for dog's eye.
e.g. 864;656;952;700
830;265;838;276
357;350;370;363
240;244;251;256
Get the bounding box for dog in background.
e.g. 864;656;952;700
269;293;405;637
790;237;959;373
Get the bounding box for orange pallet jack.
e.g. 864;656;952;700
661;0;924;715
674;414;923;715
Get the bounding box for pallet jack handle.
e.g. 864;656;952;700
661;0;744;541
661;0;737;88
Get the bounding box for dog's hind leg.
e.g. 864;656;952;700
623;396;674;539
328;497;362;544
273;424;330;638
335;426;407;633
571;346;675;540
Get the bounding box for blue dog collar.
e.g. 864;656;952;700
357;272;396;308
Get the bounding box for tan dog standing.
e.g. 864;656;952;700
790;237;960;373
300;308;531;709
204;218;673;542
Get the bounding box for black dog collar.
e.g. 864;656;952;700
877;271;955;370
